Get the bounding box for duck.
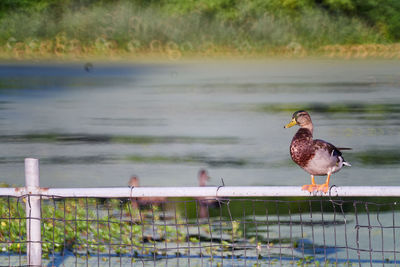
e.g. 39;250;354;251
284;110;351;193
197;169;219;206
129;176;166;209
198;169;210;187
196;169;220;218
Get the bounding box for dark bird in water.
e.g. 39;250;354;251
284;110;351;193
84;62;93;72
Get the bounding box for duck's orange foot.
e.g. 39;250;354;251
301;184;318;193
317;183;329;193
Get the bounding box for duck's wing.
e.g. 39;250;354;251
313;139;341;156
313;139;351;167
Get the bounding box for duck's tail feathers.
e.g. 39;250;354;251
343;161;351;167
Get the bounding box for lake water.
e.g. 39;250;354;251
0;59;399;188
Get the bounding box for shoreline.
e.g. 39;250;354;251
1;43;400;62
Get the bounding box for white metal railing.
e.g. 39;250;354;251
2;158;400;266
4;185;400;198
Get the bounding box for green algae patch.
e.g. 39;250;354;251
0;133;238;145
256;102;400;115
111;135;238;145
126;154;248;167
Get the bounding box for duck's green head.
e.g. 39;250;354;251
284;110;312;128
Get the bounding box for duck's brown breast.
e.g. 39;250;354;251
290;128;314;168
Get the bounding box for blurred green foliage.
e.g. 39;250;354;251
320;0;400;40
1;0;398;40
0;0;398;58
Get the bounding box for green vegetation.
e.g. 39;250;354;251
256;102;400;115
0;197;185;258
0;133;238;145
0;0;399;59
126;154;247;166
0;195;398;264
351;149;400;166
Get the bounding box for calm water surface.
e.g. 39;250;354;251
0;60;399;188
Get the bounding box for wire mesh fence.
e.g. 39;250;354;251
1;194;400;266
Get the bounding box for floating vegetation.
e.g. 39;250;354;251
126;154;248;167
0;198;187;259
40;156;112;165
126;155;196;164
0;133;238;145
349;149;400;166
257;102;400;115
112;135;238;145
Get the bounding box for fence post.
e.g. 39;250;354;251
25;158;42;266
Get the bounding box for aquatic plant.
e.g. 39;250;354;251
0;197;182;258
256;102;400;115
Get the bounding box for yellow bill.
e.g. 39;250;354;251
284;118;297;128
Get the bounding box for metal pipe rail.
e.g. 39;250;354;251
3;186;400;198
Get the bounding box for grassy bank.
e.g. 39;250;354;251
0;0;399;60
